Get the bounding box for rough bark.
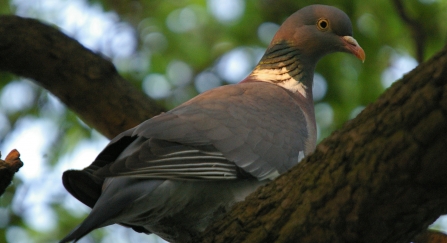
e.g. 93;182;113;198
0;15;164;139
0;149;23;196
196;46;447;242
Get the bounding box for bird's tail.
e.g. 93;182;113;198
59;178;133;242
60;178;163;242
59;196;128;243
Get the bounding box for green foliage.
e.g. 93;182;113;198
1;0;446;242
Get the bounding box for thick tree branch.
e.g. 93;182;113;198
0;15;165;139
197;46;447;242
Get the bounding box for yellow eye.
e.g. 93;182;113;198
317;19;329;31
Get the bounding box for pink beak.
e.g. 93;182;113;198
342;36;365;62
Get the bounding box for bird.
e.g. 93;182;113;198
60;4;365;243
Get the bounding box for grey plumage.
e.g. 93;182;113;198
60;4;364;243
118;82;311;179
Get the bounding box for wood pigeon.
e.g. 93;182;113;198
60;4;365;243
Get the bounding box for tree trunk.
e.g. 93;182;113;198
1;16;447;243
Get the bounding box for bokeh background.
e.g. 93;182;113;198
0;0;446;242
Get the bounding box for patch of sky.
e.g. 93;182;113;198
207;0;245;23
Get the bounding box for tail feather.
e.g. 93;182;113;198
59;221;98;243
60;178;163;242
59;195;129;242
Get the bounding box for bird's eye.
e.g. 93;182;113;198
317;19;329;31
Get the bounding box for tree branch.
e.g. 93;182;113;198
0;15;165;139
0;149;23;196
197;45;447;242
392;0;426;63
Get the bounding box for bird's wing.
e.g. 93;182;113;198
96;138;247;180
94;81;313;181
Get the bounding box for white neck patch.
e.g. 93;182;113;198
250;68;308;98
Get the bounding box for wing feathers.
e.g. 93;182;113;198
96;138;244;180
93;82;311;181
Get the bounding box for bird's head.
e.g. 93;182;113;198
270;4;365;64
